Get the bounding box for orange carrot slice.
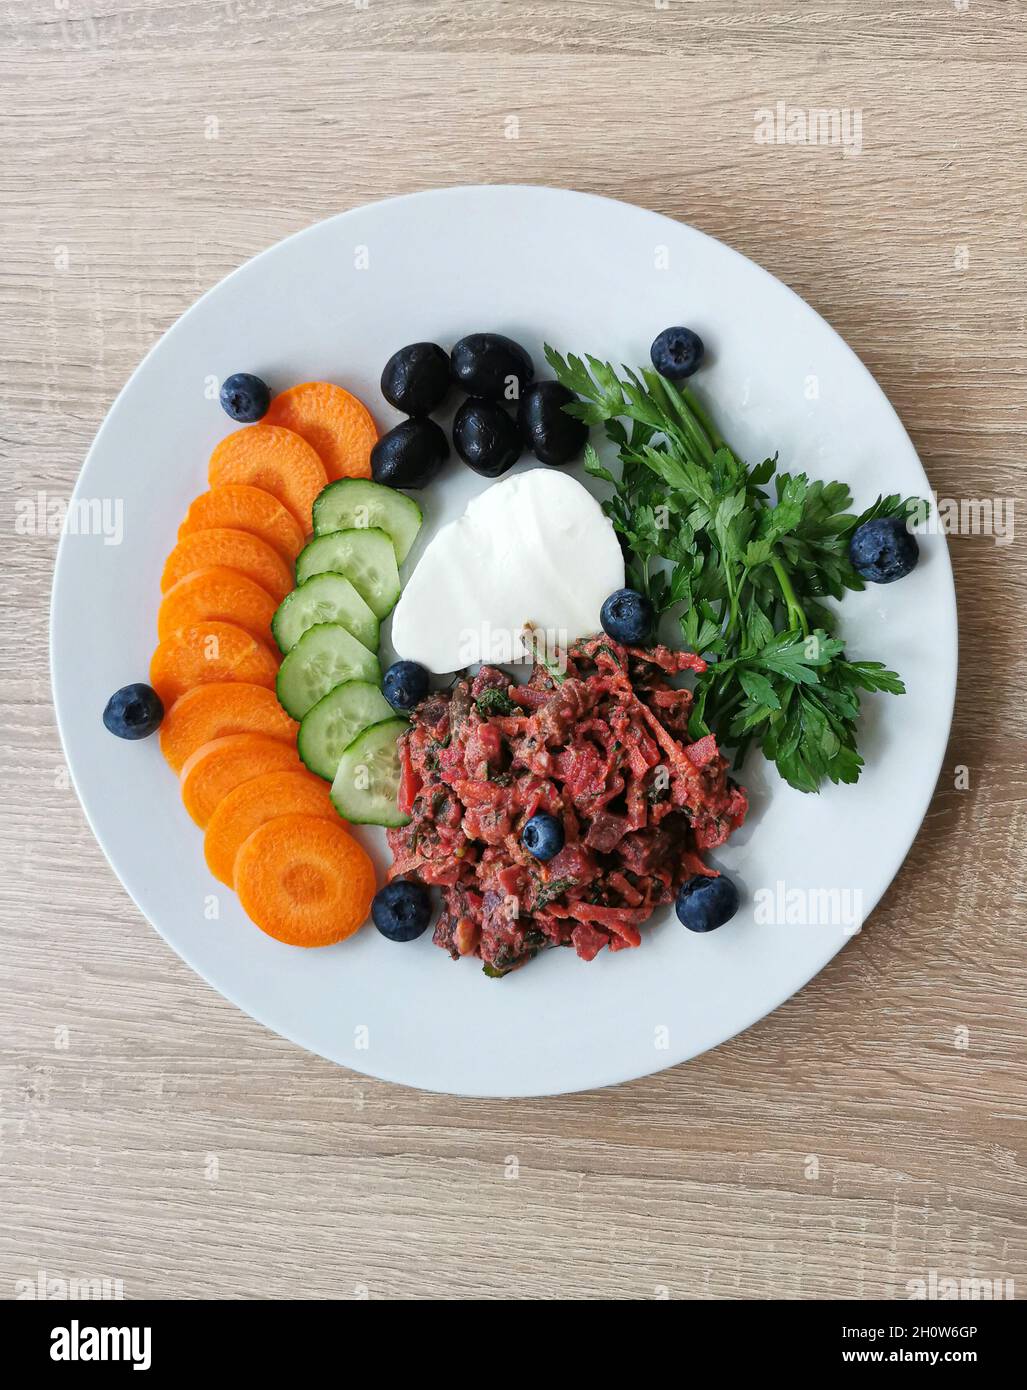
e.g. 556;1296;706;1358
204;768;339;886
179;733;301;828
179;486;305;563
208;424;328;530
234;813;375;946
160;683;297;774
265;382;377;481
150;621;279;708
158;566;277;645
161;528;293;602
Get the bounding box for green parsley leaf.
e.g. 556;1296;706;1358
545;342;921;793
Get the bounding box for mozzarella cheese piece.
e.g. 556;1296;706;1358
390;468;625;674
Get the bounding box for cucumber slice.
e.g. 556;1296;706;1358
295;528;401;619
313;479;423;563
331;717;411;827
272;573;379;655
298;680;395;782
276;622;381;721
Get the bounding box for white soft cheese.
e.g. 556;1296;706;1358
390;468;625;674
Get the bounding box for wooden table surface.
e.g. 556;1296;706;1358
2;1;1025;1302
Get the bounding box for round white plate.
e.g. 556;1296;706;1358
51;186;956;1096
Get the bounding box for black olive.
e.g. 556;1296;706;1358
517;381;589;465
370;418;449;489
452;399;523;478
380;342;451;416
450;333;534;403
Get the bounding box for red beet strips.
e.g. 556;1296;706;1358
387;637;748;976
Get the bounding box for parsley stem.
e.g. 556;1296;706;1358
648;373;716;466
770;555;809;636
722;564;741;638
680;386;725;451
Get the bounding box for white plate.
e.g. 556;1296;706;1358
51;187;956;1097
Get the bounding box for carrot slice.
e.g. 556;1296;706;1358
208;424;328;530
150;621;279;708
235;813;375;946
158;567;277;645
179;733;302;828
179;486;305;562
161;528;293;603
160;683;297;774
204;768;339;886
265;382;377;481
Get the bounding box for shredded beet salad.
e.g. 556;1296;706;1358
387;636;748;976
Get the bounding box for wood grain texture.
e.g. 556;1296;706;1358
1;2;1025;1301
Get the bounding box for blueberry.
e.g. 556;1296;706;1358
451;333;534;403
219;372;270;422
381;343;450;416
372;880;433;942
600;588;655;645
103;683;164;740
517;381;589;466
521;812;564;861
383;660;430;711
675;874;739;933
453;398;523;477
650;327;704;380
371;418;449;489
849;516;920;584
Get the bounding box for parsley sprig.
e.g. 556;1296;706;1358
546;345;922;793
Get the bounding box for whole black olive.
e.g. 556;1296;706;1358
450;333;534;403
452;399;523;478
517;381;589;465
380;342;451;416
371;418;449;489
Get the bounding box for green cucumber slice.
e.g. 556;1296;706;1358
271;572;379;655
295;528;401;619
330;717;411;827
297;680;395;782
312;479;423;563
275;622;381;721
